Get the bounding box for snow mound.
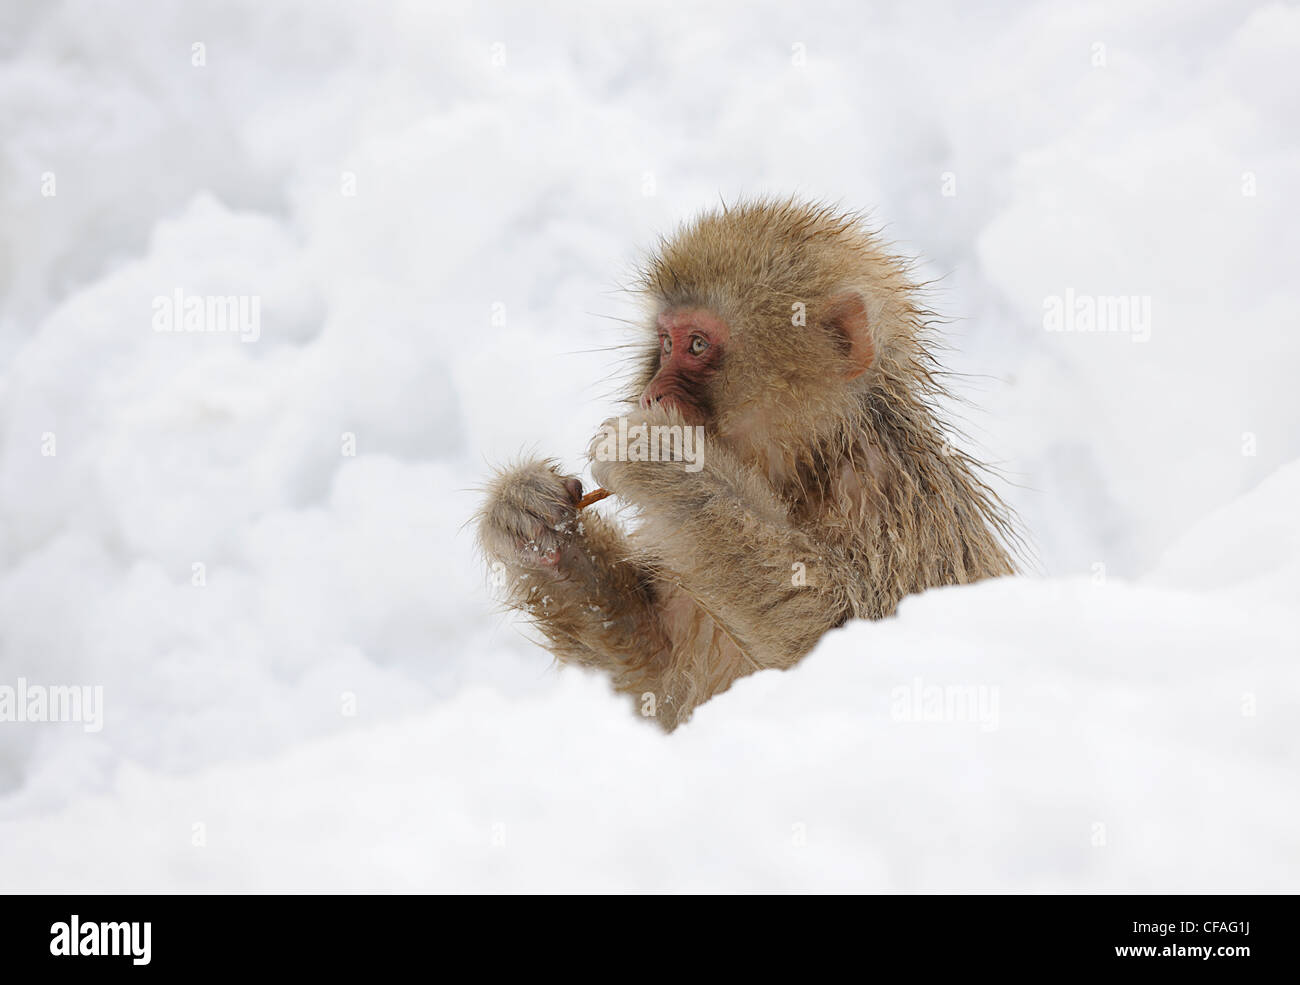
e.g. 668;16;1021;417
3;463;1295;893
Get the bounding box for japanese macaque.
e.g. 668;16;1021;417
477;198;1019;730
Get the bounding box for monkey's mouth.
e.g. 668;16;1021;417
645;393;709;427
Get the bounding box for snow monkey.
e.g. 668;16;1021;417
477;198;1019;731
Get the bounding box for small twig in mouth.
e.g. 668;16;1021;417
577;488;612;510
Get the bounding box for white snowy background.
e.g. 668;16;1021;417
0;0;1297;891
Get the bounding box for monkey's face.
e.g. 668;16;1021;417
631;200;903;472
638;293;875;466
639;307;729;425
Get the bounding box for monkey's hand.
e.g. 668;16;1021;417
589;407;854;668
589;406;779;524
477;456;670;687
478;459;585;573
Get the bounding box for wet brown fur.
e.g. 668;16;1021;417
477;198;1020;731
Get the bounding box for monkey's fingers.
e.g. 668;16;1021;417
577;487;612;510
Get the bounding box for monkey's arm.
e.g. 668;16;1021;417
590;418;857;669
477;460;671;683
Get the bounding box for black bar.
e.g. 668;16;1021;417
0;895;1280;973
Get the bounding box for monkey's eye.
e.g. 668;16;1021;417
688;335;708;356
661;335;672;356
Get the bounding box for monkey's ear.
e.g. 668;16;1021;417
822;291;874;379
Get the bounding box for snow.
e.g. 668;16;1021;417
0;0;1296;891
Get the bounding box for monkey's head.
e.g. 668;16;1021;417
632;198;927;475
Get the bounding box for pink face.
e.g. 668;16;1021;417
640;308;729;424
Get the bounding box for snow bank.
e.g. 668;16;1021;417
2;462;1296;892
